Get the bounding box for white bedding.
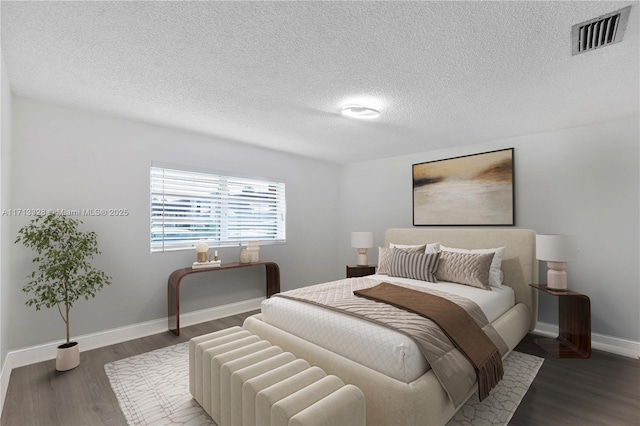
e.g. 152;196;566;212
261;274;515;383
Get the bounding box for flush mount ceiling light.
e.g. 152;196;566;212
340;104;380;119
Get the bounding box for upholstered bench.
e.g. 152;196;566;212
189;326;366;426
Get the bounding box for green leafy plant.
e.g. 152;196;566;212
15;213;112;344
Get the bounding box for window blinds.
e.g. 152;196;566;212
150;166;286;252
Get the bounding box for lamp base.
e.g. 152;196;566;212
357;248;369;267
547;261;568;291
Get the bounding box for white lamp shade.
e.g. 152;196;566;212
351;232;374;248
536;234;577;262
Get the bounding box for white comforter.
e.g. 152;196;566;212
261;274;514;383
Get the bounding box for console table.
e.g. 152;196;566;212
168;262;280;336
529;284;591;358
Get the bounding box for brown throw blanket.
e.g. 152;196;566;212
354;282;503;401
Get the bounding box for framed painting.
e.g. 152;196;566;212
412;148;514;226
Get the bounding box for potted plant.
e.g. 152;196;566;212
16;212;112;371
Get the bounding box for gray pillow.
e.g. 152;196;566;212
436;251;494;290
388;248;440;282
378;245;426;275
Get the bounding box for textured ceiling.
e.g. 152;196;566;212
1;1;638;164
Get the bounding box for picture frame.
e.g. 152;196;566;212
412;148;514;226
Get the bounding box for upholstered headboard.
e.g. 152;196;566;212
384;228;538;330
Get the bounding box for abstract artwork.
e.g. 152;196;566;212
413;148;514;226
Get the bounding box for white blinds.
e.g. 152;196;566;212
150;166;286;252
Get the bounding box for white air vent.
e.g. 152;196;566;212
572;6;631;55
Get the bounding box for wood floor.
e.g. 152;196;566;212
2;311;639;426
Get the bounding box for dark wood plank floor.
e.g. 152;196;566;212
1;312;256;426
2;312;639;426
511;336;640;426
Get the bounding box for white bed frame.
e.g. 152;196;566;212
243;228;538;426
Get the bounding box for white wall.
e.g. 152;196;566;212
1;53;12;375
338;116;640;344
8;96;340;351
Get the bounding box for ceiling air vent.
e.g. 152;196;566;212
572;6;631;55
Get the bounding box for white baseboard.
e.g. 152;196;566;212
1;354;10;416
0;297;263;413
533;321;640;359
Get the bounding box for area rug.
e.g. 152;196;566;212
105;343;543;426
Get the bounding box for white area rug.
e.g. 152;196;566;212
447;350;543;426
105;343;543;426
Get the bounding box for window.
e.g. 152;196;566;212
150;165;286;252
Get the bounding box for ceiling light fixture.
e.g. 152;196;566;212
340;104;380;119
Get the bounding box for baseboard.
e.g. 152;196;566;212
533;321;640;359
0;297;263;413
1;354;10;417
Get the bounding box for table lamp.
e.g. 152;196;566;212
536;234;577;291
351;232;374;266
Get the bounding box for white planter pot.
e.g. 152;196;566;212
56;342;80;371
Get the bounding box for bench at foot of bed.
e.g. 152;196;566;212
189;326;366;426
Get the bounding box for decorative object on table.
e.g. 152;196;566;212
191;260;221;269
247;240;260;262
15;213;112;371
195;242;209;263
351;231;374;266
535;234;577;291
239;249;251;264
192;244;220;269
412;148;514;226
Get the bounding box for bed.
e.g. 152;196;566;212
243;228;538;425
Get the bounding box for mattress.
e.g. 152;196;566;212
261;275;515;383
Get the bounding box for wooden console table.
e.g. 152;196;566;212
529;284;591;358
168;262;280;336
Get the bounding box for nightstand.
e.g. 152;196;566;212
529;284;591;358
346;265;376;278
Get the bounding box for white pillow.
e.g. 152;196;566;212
389;242;440;254
439;245;505;288
389;243;425;251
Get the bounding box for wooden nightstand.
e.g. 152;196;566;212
529;284;591;358
346;265;376;278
